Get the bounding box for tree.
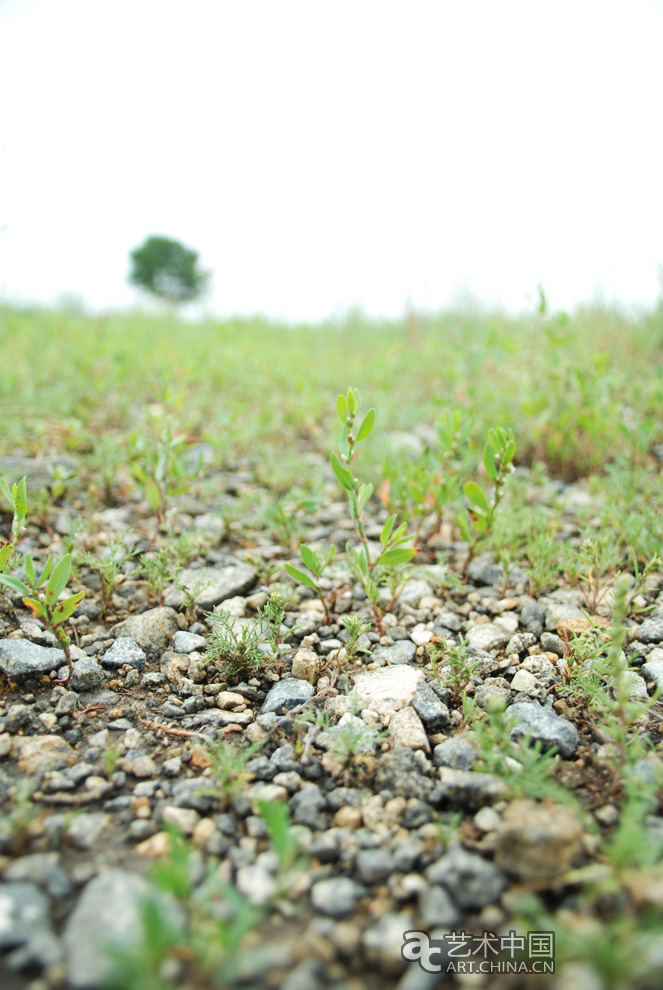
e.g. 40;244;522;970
128;235;209;304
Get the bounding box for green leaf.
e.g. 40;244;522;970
346;387;356;414
463;481;489;513
377;547;419;566
0;544;12;573
357;482;373;511
51;591;85;626
46;554;71;606
0;477;12;510
14;477;28;519
299;545;320;574
144;479;163;512
323;544;335;568
458;512;471;542
330;452;354;491
338;425;350;460
355;408;375;443
284;564;318;593
22;596;48;621
336;394;347;424
0;573;31;596
256;800;297;871
36;556;53;588
24;554;36;587
380;514;397;546
469;512;489;533
504;437;516;465
482;443;498;482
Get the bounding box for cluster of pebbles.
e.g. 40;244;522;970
1;462;663;990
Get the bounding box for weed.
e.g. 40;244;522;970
205;737;265;808
256;587;296;655
429;635;481;705
459;425;516;577
284;543;335;623
0;475;28;575
339;614;372;662
206;610;268;683
74;535;141;616
128;408;200;531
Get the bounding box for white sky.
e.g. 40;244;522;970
1;0;662;321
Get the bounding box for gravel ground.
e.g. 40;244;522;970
1;456;663;990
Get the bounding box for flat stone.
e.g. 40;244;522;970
432;736;477;770
164;561;256;610
637;619;663;644
260;678;315;715
2;852;72;898
465;623;512;652
642;660;663;690
352;665;425;716
544;602;585;632
58;657;104;691
398;580;434;603
0;639;64;677
494;798;584;879
412;680;450;731
418;884;461;927
66;813;110;850
370;640;417;665
172;631;207;653
310;877;367;917
436;767;508;809
13;735;77;774
0;880;61;967
426;844;508;909
374;747;434;801
508;700;578;758
111;607;179;658
0;455;76;490
505;632;537;656
291;649;320;685
388;707;430;752
510;669;538;692
62;869;183;988
100;637;147;671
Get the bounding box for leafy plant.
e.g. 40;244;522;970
128;413;200;530
74;536;141;616
429;634;481;705
0;475;28;575
0;552;84;682
284;543;335;624
206;609;269;683
331;387;418;632
339;614;372;662
460;425;516;577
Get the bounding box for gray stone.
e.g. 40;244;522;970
426;844;507;909
637;619;663;644
62;869;183;988
541;632;566;655
520;602;546;627
0;880;62;968
508;700;579;757
2;852;72;898
412;680;450;731
164;560;256;610
436;767;508;809
432;737;477;771
260;678;315;715
505;632;537;656
475;682;511;709
398;580;434;603
642;660;663;691
100;637;147;671
59;657;104;691
111;607;179;658
544;602;585;632
466;623;512;652
434;611;463;633
370;640;417;665
389;707;430;751
310;877;367;917
0;455;76;491
172;631;207;653
66;813;110;850
417;884;461;927
318;713;379;755
356;849;396;884
352;665;425;715
0;639;64;677
362;912;414;975
374;747;434;801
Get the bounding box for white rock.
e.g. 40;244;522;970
351;665;425;716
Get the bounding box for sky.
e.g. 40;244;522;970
0;0;662;322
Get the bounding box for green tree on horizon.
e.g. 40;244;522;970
128;235;209;305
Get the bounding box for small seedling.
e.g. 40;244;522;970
459;426;516;577
256;587;297;654
429;634;481;705
284;543;335;623
331;386;418;633
339;614;372;662
0;475;28;575
0;552;84;682
206;609;269;683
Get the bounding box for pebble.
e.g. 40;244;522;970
637;619;663;644
494;798;584;879
351;665;425;715
58;658;104;691
260;678;315;714
172;631;207;653
0;881;62;969
465;623;513;652
164;561;256;610
374;747;434;801
641;659;663;691
388;707;430;752
111;607;180;657
13;735;77;775
310;877;367;917
412;680;450;731
432;736;477;770
370;640;417;665
426;844;508;909
0;639;64;677
436;767;508;809
100;637;147;671
508;700;579;757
